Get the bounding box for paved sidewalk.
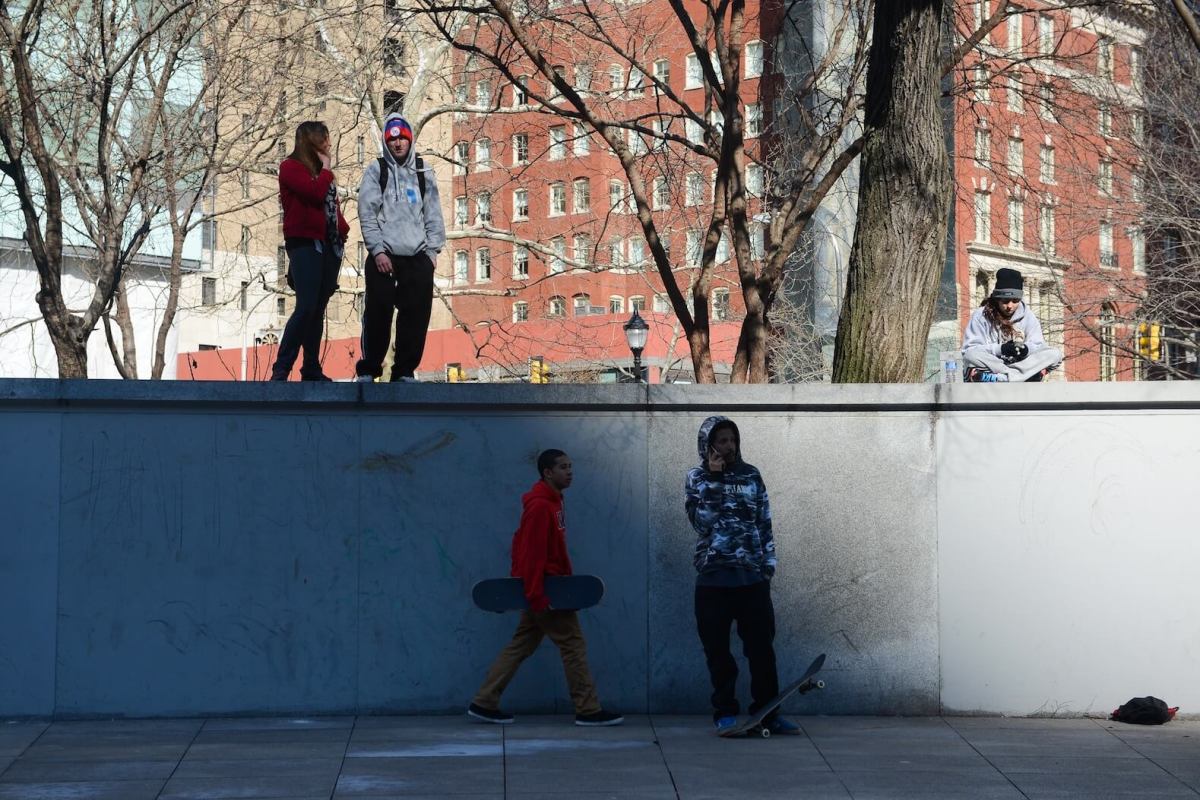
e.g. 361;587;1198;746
1;714;1198;799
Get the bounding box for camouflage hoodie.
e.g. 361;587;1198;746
684;416;776;579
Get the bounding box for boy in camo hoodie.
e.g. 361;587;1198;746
685;416;797;735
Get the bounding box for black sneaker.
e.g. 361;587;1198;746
467;703;514;724
575;710;624;727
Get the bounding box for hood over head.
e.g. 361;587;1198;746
696;415;741;464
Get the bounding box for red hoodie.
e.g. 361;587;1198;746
510;480;573;612
278;158;350;243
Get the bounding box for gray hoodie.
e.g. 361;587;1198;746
357;113;446;262
962;301;1047;358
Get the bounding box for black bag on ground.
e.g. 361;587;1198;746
1111;696;1176;725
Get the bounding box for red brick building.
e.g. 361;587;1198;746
952;2;1147;381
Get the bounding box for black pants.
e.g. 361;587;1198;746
272;240;340;380
695;581;780;721
355;252;435;380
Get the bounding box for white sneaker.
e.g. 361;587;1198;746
354;374;375;383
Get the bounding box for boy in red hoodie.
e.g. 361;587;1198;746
468;450;623;726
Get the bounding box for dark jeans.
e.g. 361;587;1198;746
695;581;780;721
271;240;340;380
355;252;435;380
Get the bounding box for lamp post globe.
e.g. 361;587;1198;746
623;310;649;383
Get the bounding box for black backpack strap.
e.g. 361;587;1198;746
377;155;425;199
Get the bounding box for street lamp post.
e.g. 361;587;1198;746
623;310;649;383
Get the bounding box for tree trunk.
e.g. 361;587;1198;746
832;0;950;383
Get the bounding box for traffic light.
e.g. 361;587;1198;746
529;355;549;384
1137;323;1161;361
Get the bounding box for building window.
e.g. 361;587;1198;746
513;301;529;322
629;68;646;97
202;277;217;306
573;293;591;316
573;123;589;156
1097;36;1114;79
1039;144;1055;183
629;238;646;270
549;65;566;102
574;64;592;93
974;126;991;167
1007;136;1023;176
609;295;624;314
609;181;625;214
1039;203;1056;255
1007;197;1024;249
454;142;468;175
475;80;491;107
513;245;529;279
453;83;467;120
629;295;645;312
1007;11;1022;53
1130;227;1145;272
383;90;404;114
1038;83;1054;121
627;127;647;156
686;118;703;144
548;295;566;317
608;64;624;96
476;192;491;224
549;126;566;160
1099;104;1112;137
1100;221;1115;267
1007;74;1023;112
454;250;469;283
1130;47;1142;88
455;196;468;227
653;294;670;312
974;65;989;103
512;78;528;107
383;38;405;73
1099;160;1113;196
744;40;763;78
686;228;702;266
712;288;730;321
573;234;591;267
653;177;670;210
604;238;621;269
685;172;704;206
1099;306;1116;381
549;183;566;216
747;164;764;197
1131;114;1144;144
357;136;365;163
750;223;764;259
276;297;286;316
716;232;730;263
653;58;670;90
572;178;590;214
550;237;566;273
973;0;986;29
476;248;491;282
1038;14;1054;55
745;103;762;138
475;138;491;171
513;133;529;165
512;189;528;220
685;53;702;89
974;190;991;243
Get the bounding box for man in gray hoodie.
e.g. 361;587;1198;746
355;114;446;382
962;268;1063;382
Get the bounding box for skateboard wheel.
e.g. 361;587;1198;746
815;680;825;689
759;728;771;739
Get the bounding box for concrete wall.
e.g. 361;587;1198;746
1;380;1197;718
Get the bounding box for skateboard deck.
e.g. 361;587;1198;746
719;652;826;738
472;575;605;613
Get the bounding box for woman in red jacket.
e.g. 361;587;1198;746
270;121;350;381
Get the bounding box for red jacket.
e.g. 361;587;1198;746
510;480;573;612
278;158;350;243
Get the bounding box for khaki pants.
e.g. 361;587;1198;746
472;610;602;715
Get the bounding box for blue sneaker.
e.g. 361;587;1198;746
714;716;737;734
765;716;802;735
